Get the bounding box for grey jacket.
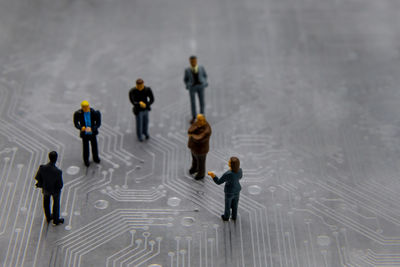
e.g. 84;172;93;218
184;65;208;90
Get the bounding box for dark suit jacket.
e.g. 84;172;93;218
188;121;212;154
35;163;63;195
73;108;101;138
129;87;155;115
213;168;243;194
184;65;208;90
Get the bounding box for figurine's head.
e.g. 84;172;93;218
189;55;197;68
229;157;240;173
196;114;206;126
136;79;145;90
49;151;58;164
81;100;90;112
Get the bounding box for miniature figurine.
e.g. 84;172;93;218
73;100;101;167
188;114;212;180
208;157;243;221
129;79;155;142
34;151;64;225
184;55;208;124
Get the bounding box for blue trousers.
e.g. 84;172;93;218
189;85;205;118
224;193;240;219
135;110;149;141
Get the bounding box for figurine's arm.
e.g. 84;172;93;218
92;110;101;131
184;69;190;89
202;66;208;80
56;170;63;191
34;166;43;188
212;172;229;185
147;88;154;107
202;66;208;87
129;90;140;106
188;124;197;135
73;112;82;130
238;168;243;180
191;126;211;142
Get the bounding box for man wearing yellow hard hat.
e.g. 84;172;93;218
187;114;212;180
73;100;101;167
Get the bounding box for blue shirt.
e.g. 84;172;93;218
84;112;92;135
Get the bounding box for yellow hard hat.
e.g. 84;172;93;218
81;100;90;107
197;114;205;120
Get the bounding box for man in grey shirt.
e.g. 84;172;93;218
184;55;208;124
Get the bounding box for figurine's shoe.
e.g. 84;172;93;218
231;217;237;221
221;215;229;221
94;158;101;164
46;214;53;223
145;134;150;140
53;218;64;226
84;161;90;167
194;175;204;180
190;118;196;124
189;168;197;175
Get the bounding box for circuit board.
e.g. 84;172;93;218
1;0;400;266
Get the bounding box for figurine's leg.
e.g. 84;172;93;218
189;88;197;119
91;136;100;162
82;137;90;166
198;86;205;115
52;193;60;222
231;194;239;220
43;193;51;223
135;112;143;141
143;110;149;137
189;152;198;174
196;154;206;178
223;194;233;219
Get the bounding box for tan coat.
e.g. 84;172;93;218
187;121;212;154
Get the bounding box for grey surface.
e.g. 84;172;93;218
1;0;400;266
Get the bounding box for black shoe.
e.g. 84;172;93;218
190;118;196;124
221;215;229;221
94;158;100;164
231;217;237;221
138;138;144;142
53;218;64;226
46;214;53;223
84;161;90;167
189;168;197;175
145;134;150;140
194;175;205;180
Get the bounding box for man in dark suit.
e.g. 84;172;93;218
129;79;155;142
208;157;243;221
188;114;212;180
184;55;208;124
34;151;64;225
73;100;101;167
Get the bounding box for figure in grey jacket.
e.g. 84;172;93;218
208;157;243;221
184;55;208;124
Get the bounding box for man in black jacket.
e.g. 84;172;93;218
73;100;101;166
35;151;64;225
129;79;154;142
